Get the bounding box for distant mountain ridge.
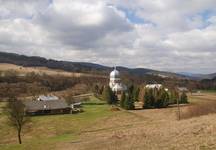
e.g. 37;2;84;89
0;51;214;80
178;72;216;80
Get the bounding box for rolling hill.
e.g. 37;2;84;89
0;51;214;80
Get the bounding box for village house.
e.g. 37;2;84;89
24;95;71;115
145;84;169;91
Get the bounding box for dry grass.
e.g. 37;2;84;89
64;92;216;150
181;101;216;119
69;107;216;150
1;92;216;150
0;63;106;78
180;92;216;119
189;92;216;103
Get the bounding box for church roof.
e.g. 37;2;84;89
110;68;120;78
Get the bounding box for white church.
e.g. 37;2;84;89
109;67;127;98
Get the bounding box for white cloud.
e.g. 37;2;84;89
0;0;216;73
33;0;133;49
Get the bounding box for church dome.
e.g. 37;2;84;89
110;68;120;78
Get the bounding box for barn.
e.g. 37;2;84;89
24;95;71;115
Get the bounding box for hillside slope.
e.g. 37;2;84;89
0;63;106;78
0;51;186;79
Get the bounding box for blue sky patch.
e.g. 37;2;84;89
116;6;145;24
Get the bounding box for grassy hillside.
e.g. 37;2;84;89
0;63;106;78
0;97;117;150
1;93;216;150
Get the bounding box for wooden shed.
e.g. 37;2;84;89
24;100;70;115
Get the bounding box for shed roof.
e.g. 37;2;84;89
24;100;69;112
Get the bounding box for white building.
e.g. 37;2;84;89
145;84;163;89
109;67;127;94
145;84;168;91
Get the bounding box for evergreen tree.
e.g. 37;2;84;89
170;90;179;104
111;91;118;105
102;86;118;105
124;93;135;110
154;89;162;108
160;89;169;107
133;87;140;102
143;88;170;108
128;85;134;95
143;89;153;108
102;86;112;104
149;89;155;107
120;91;126;108
180;92;188;104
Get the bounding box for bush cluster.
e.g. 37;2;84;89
120;91;135;110
143;88;169;108
143;88;188;109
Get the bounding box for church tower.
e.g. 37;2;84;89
109;67;127;96
109;67;120;88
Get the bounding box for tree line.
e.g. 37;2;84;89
98;84;188;110
0;71;108;99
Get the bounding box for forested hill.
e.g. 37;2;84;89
0;51;195;79
0;51;112;74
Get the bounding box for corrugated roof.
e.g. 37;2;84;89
24;100;69;111
38;95;59;101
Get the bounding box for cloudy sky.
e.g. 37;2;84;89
0;0;216;73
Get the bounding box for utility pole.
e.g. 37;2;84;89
177;96;181;120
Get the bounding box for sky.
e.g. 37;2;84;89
0;0;216;74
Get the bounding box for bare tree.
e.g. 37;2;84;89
4;96;30;144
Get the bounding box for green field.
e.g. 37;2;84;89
0;97;119;150
1;93;216;150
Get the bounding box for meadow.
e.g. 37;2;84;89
0;97;118;150
0;92;216;150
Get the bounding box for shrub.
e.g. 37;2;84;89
169;90;179;104
120;92;126;108
143;88;169;108
143;89;154;108
180;92;188;104
124;94;135;110
102;86;117;105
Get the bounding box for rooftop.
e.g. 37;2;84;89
24;100;69;112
